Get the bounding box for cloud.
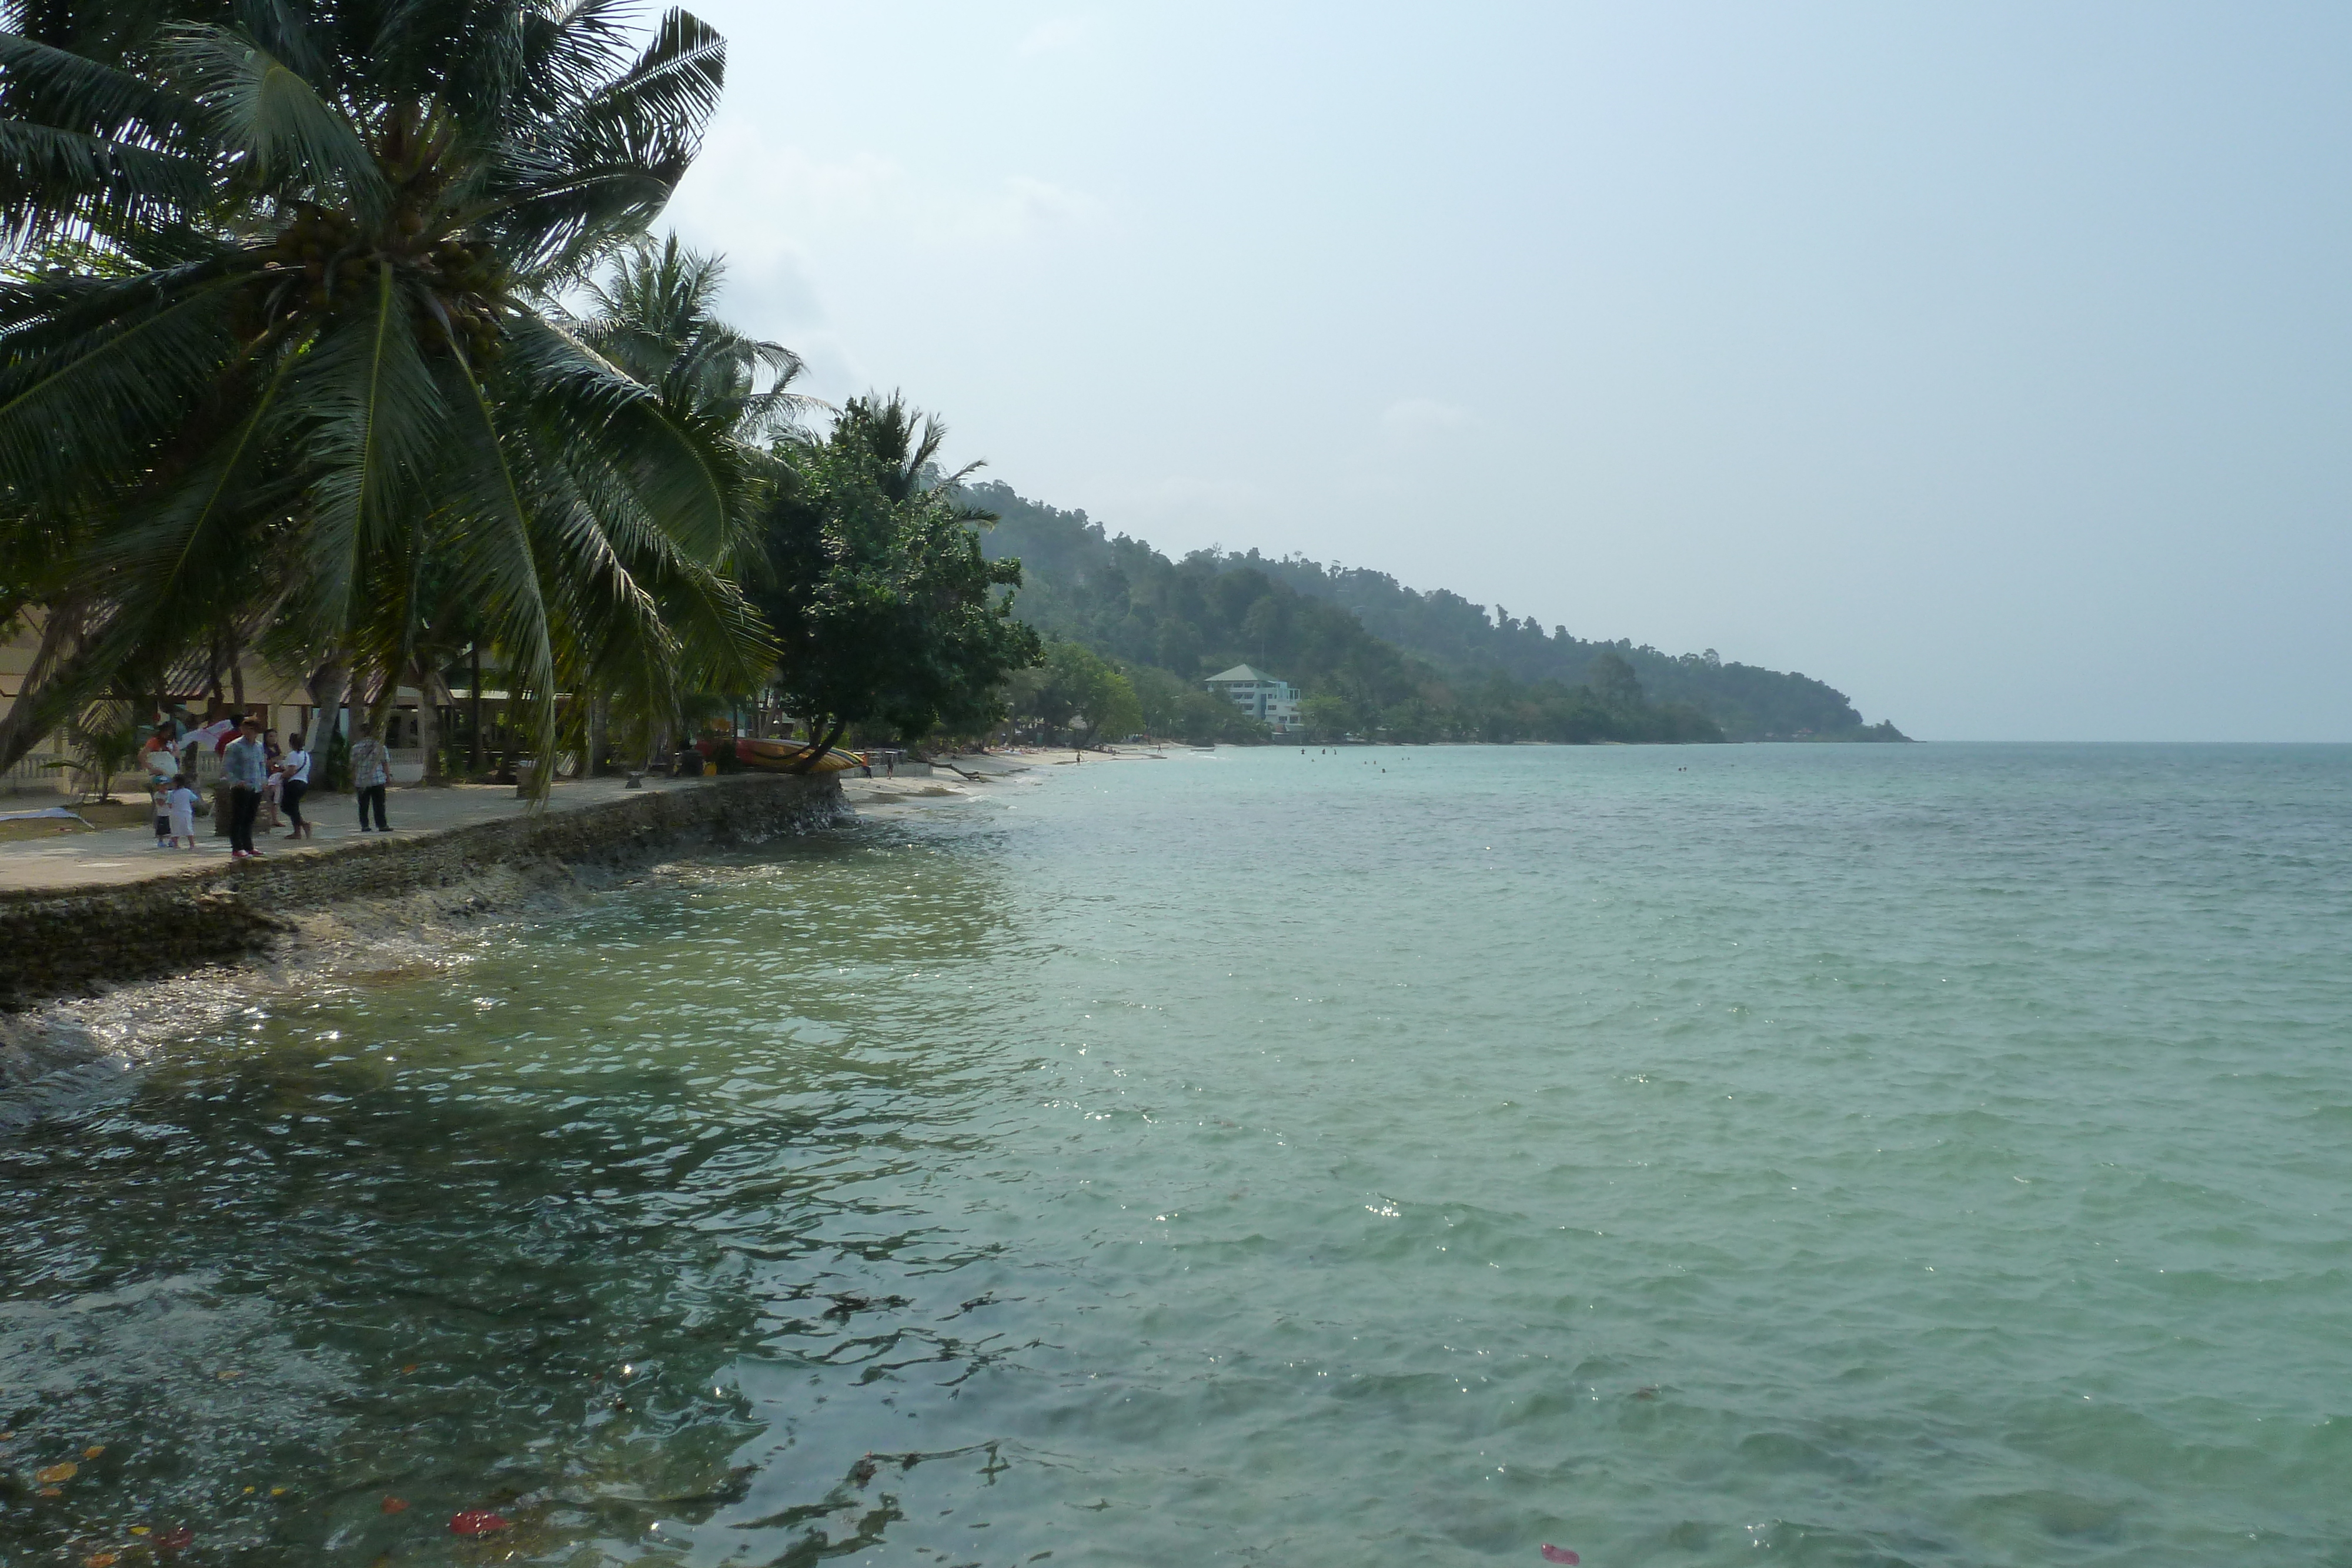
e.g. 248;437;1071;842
1016;16;1093;58
964;175;1107;240
1381;397;1474;438
668;121;1105;253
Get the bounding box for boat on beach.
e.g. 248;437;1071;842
705;737;869;774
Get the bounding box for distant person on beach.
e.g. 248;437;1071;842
278;732;313;840
351;721;392;831
221;716;268;860
166;775;199;850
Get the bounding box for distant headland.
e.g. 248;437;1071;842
969;482;1909;745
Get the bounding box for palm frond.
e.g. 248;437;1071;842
0;30;202;149
294;260;447;634
0;119;216;249
156;23;389;219
0;269;250;509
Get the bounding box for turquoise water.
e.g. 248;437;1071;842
4;744;2351;1566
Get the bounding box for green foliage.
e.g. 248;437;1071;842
751;394;1042;757
38;701;139;801
965;484;1782;744
0;1;766;783
1005;640;1140;744
1300;693;1355;743
967;482;1905;743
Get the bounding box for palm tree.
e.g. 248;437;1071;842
574;232;812;444
569;233;810;768
0;0;765;783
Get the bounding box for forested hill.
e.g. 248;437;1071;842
966;481;1907;743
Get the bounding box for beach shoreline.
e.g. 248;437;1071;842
0;747;1121;1086
0;760;1043;1089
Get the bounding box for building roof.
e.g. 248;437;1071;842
1207;664;1277;684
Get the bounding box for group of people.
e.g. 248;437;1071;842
143;711;396;858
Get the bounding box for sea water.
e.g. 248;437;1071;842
3;744;2349;1567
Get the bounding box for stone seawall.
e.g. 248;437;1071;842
0;774;847;1010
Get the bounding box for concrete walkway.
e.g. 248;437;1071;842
0;757;1032;893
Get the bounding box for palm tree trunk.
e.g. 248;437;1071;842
0;600;96;772
469;641;485;775
365;663;402;738
367;661;404;754
307;659;348;790
415;666;453;785
587;691;610;777
785;718;847;774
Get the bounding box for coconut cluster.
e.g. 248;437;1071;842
259;204;509;362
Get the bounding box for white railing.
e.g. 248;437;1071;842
1;753;67;796
2;746;228;798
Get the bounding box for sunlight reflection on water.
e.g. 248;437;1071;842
5;744;2351;1565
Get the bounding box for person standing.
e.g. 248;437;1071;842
166;774;200;850
260;727;285;830
149;770;173;849
222;715;269;860
277;731;314;840
351;721;392;831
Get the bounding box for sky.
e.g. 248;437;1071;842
659;2;2352;741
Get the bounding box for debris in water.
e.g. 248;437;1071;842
382;1496;409;1514
850;1456;877;1487
129;1528;149;1538
449;1510;512;1537
1541;1548;1580;1564
37;1487;62;1499
35;1461;77;1485
82;1446;106;1460
155;1527;193;1552
85;1553;117;1567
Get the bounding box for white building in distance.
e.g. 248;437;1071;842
1205;665;1303;734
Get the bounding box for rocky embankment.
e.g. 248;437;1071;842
0;774;848;1083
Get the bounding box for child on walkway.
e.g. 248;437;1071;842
166;775;200;850
151;773;173;848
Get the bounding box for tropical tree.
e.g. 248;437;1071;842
1018;640;1135;746
0;0;763;784
568;233;808;767
38;700;139;802
573;232;810;443
752;393;1040;766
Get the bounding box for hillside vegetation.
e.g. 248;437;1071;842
969;483;1907;744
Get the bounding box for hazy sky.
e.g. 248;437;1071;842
661;2;2352;740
